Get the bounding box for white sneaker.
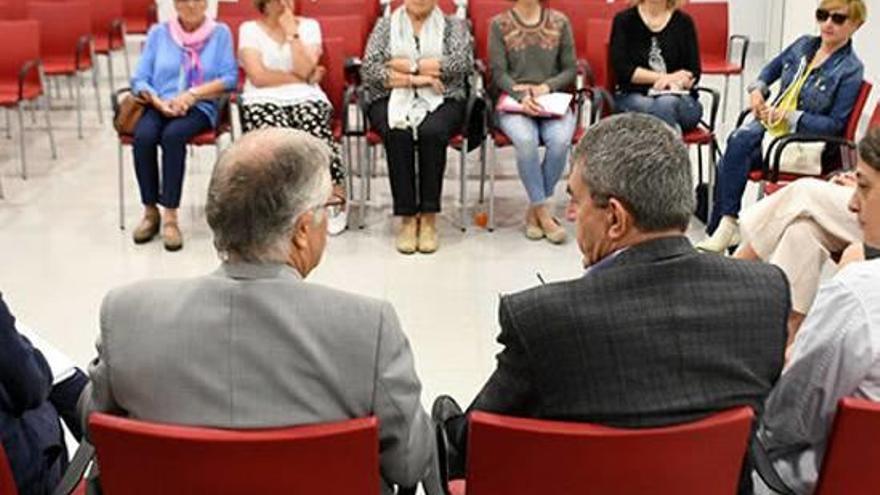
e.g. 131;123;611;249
327;205;348;236
696;216;740;253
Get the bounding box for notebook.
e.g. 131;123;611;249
496;92;573;118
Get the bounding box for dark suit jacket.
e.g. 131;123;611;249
447;237;790;493
0;294;66;495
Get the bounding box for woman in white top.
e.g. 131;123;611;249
238;0;347;232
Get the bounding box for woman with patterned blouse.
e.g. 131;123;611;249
489;0;577;244
361;0;472;254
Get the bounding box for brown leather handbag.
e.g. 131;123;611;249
113;92;148;135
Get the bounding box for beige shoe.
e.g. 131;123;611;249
543;218;567;244
396;220;418;254
525;209;543;240
418;221;439;254
696;216;740;253
132;210;160;244
162;222;183;252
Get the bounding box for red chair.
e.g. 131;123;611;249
0;19;56;190
747;81;873;197
0;442;16;495
683;1;750;122
812;398;880;495
315;15;369;62
88;412;381;494
0;0;23;18
122;0;157;35
112;88;233;229
297;0;381;27
90;0;129;93
446;407;754;495
28;1;103;139
217;0;259;19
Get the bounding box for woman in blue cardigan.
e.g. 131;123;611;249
130;0;237;251
698;0;866;253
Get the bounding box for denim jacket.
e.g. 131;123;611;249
748;35;864;136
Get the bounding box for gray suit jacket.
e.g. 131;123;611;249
80;262;439;494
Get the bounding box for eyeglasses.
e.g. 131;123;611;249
815;8;849;25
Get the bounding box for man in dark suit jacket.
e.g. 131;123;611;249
0;294;66;495
434;114;791;494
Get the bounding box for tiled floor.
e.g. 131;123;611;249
0;42;766;447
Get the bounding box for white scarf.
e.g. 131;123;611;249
388;6;446;131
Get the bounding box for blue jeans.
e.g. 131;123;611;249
615;92;703;132
497;110;577;205
707;119;765;233
133;107;211;209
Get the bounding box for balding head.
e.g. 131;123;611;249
206;128;332;263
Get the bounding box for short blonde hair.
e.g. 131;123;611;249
819;0;868;26
629;0;685;9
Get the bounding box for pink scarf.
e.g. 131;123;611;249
168;16;217;88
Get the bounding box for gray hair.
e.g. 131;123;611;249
860;127;880;172
205;128;332;262
572;113;694;232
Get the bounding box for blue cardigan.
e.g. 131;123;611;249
132;22;238;126
0;294;65;495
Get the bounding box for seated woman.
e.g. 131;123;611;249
1;293;88;495
130;0;237;251
610;0;703;132
733;176;862;351
361;0;472;254
238;0;349;235
490;0;576;244
698;0;866;253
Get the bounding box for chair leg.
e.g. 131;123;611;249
30;100;37;124
721;75;730;123
17;103;27;180
67;75;75;100
41;68;57;160
367;145;375;201
478;139;487;203
106;53;116;94
92;49;104;123
122;45;131;81
75;72;83;139
488;139;496;232
359;138;369;229
118;142;125;230
459;142;468;232
4;108;10;139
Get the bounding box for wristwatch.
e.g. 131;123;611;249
409;60;419;75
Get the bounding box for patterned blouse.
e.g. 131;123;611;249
360;15;473;106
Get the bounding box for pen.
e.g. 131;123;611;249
536;272;546;285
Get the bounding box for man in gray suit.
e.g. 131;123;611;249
434;114;791;494
79;129;439;494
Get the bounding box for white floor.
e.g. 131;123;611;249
0;43;766;418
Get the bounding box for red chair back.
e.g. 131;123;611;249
217;0;256;20
467;0;507;62
843;81;873;141
584;18;613;90
815;398;880;495
0;442;17;495
88;412;381;495
870;103;880;131
681;1;728;66
389;0;458;15
464;407;754;495
0;20;41;99
122;0;156;34
223;15;251;91
321;36;346;114
315;15;368;59
297;0;380;27
0;0;24;19
89;0;124;51
27;2;92;71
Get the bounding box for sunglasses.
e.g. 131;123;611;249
815;8;849;25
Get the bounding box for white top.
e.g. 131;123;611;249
757;258;880;494
238;18;329;106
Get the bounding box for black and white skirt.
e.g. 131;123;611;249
241;100;345;185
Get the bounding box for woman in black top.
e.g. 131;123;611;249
610;0;702;131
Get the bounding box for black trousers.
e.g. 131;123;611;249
368;97;465;216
